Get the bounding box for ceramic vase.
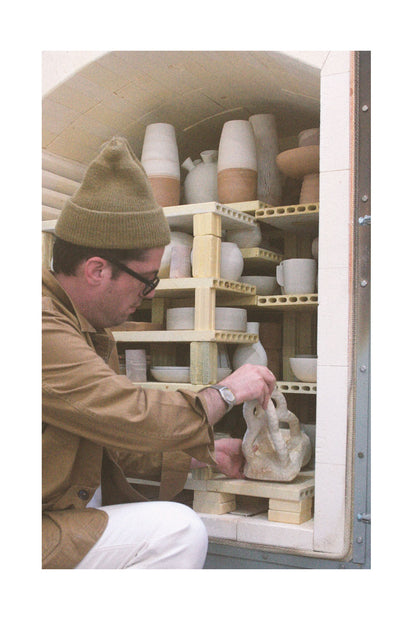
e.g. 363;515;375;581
248;113;282;206
169;245;192;278
182;150;218;204
232;322;268;369
125;349;147;382
141;123;180;207
159;231;193;278
217;120;257;204
220;241;244;281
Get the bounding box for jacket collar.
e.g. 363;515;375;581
42;268;97;334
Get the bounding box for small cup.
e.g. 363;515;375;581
276;258;317;294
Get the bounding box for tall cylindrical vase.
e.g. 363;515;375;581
141;123;180;207
217;120;257;204
248;114;282;206
232;322;268;369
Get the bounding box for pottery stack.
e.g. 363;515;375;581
182;150;218;204
141;123;180;207
275;127;320;204
217;120;257;204
249;113;282;206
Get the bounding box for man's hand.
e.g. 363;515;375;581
214;437;245;479
219;364;276;410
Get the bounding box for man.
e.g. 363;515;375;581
42;136;276;569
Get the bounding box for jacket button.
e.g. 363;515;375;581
78;489;89;501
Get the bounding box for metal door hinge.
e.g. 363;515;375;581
357;512;371;524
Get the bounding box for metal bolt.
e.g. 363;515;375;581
356;536;363;544
358;452;364;458
360;280;368;287
361;104;369;112
361;195;369;202
360;365;367;372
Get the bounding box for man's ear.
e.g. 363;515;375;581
83;257;111;286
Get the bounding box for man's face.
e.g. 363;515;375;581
99;246;164;328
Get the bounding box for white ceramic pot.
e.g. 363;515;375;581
226;223;262;248
289;356;317;382
182;150;218;204
217;120;257;203
220;242;244;280
166;307;247;332
159;231;193;279
249;114;282;206
232;322;268;369
276;258;317;294
240;276;277;296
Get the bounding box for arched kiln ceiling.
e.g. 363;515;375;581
42;51;321;165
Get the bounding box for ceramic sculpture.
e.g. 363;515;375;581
242;389;311;482
182;150;218;204
275;128;320;204
141;123;180;207
249;113;282;206
217;120;257;203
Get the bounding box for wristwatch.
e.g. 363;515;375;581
207;384;237;413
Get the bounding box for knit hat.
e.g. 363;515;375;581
55;136;171;249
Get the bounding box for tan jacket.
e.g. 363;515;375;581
42;269;215;569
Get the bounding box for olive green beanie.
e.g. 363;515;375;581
55;136;171;249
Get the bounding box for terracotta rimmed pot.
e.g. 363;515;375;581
217;120;257;203
141;123;180;207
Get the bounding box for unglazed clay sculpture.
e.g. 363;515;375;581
242;389;311;482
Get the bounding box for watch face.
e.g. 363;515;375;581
220;387;236;403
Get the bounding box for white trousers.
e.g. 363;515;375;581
75;501;209;569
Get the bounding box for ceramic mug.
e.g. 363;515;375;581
276;259;317;294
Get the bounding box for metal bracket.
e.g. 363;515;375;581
358;215;371;225
357;512;371;524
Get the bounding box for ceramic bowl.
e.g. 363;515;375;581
240;276;277;295
289;356;317;382
150;366;232;383
166;307;247;332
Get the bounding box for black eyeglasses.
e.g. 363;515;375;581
99;255;160;296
